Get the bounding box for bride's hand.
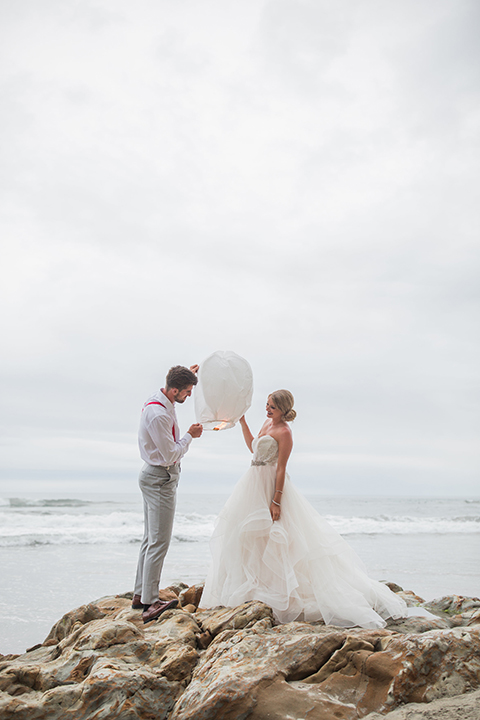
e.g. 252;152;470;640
270;501;281;522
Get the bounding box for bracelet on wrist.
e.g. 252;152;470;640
272;500;281;507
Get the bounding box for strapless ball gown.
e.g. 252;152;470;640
201;435;407;628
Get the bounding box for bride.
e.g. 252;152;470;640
201;390;407;629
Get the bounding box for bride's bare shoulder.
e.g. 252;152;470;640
271;424;292;443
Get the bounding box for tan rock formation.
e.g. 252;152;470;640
195;599;274;635
364;688;480;719
0;587;479;720
179;582;204;608
423;595;480;628
171;621;480;720
0;598;198;720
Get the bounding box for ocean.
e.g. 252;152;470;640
1;493;479;655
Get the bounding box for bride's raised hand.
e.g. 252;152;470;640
239;415;254;452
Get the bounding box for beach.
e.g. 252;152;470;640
1;492;479;655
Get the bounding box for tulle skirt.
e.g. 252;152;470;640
201;464;407;628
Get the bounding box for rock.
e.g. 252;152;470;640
25;644;43;654
145;609;201;650
2;589;480;720
423;595;480;615
179;583;204;608
112;591;134;600
182;604;197;614
43;603;106;645
171;621;480;720
385;616;451;634
381;581;427;607
363;688;480;719
452;608;480;627
166;581;189;597
383;582;404;594
300;634;378;684
0;600;199;719
195;630;213;649
397;590;427;606
195;600;274;636
374;626;480;705
170;624;376;720
421;595;480;629
159;588;181;602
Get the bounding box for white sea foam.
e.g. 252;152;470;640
0;494;478;547
7;498;95;508
0;507;217;547
1;493;479;657
326;514;480;535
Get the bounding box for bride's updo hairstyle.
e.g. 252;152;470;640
269;390;296;422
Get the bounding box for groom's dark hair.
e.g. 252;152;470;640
166;365;198;391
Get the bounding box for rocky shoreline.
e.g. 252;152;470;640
1;583;479;719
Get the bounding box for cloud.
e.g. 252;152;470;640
0;0;478;495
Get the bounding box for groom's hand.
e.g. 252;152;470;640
188;423;203;438
190;364;199;374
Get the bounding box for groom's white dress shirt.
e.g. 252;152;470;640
138;390;192;467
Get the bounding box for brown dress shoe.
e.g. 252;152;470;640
132;594;143;610
142;598;178;624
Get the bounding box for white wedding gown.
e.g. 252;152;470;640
201;435;408;628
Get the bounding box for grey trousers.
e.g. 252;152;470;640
133;462;180;606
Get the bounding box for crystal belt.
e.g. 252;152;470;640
251;460;266;466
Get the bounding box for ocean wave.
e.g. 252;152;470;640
0;510;216;529
7;498;98;508
0;507;478;547
0;534;143;548
0;531;212;548
326;515;480;535
0;510;142;529
0;510;216;547
173;534;207;543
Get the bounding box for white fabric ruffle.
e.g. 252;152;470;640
202;436;407;628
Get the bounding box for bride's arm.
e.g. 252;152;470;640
270;432;293;521
239;416;254;452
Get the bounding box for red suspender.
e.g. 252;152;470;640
143;402;177;441
144;402;167;409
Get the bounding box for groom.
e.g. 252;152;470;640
133;364;203;623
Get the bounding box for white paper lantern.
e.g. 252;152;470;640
195;351;253;430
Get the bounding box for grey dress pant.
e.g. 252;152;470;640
134;463;180;606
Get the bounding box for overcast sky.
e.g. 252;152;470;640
1;0;479;497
